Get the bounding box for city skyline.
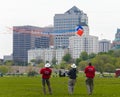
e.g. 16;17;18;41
0;0;120;58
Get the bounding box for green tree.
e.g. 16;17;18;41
30;58;43;66
104;63;115;73
91;54;114;74
107;50;114;56
30;59;36;65
99;54;113;64
75;58;81;66
113;49;120;57
52;57;57;65
115;58;120;68
37;63;44;68
79;61;88;71
80;51;88;61
0;66;8;74
4;60;13;66
62;53;72;63
88;53;96;59
59;61;66;69
91;55;105;74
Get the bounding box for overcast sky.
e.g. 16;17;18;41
0;0;120;58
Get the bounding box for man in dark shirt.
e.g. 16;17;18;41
67;63;77;94
40;63;52;95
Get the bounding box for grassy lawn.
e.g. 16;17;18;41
0;75;120;97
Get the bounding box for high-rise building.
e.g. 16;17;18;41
99;39;111;52
13;26;33;65
112;28;120;49
13;25;52;65
54;6;88;34
53;6;89;48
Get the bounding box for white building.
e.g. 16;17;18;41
55;49;68;64
28;48;68;64
44;49;55;63
69;35;99;59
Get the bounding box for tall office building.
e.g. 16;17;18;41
53;6;89;48
54;6;88;34
13;25;51;65
112;28;120;49
13;26;33;65
99;39;111;52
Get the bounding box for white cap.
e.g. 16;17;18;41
45;63;51;67
71;63;77;68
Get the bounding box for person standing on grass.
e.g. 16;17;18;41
84;62;95;95
40;63;52;95
67;63;77;94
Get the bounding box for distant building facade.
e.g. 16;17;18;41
28;48;68;64
99;39;111;52
69;35;99;59
35;36;50;48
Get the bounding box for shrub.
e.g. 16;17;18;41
27;71;38;77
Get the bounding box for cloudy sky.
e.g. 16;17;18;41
0;0;120;58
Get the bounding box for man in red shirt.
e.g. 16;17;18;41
40;63;52;95
84;62;95;95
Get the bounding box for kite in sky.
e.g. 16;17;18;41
76;25;84;36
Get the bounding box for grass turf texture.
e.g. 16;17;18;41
0;75;120;97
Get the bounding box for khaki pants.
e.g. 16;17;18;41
85;78;94;95
68;79;76;94
42;78;52;95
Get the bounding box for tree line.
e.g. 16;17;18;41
0;49;120;75
60;49;120;74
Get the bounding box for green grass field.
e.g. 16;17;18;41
0;75;120;97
